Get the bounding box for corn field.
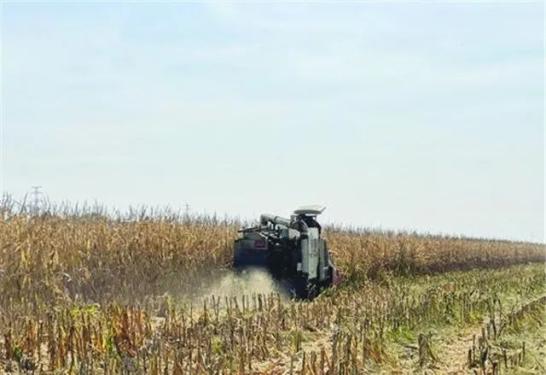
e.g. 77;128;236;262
0;202;544;373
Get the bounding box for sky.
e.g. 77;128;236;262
0;2;544;242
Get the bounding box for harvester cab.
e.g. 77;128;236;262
233;205;340;299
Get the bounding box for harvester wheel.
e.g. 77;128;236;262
306;283;319;299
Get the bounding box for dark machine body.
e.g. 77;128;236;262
233;206;339;299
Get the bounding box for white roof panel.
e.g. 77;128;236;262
293;205;326;215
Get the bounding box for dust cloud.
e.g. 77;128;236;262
195;268;288;302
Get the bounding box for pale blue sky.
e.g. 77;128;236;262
1;2;544;242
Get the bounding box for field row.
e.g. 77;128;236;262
1;263;544;374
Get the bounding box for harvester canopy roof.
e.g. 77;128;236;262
293;205;326;216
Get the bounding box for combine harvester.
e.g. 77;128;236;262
233;206;341;299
